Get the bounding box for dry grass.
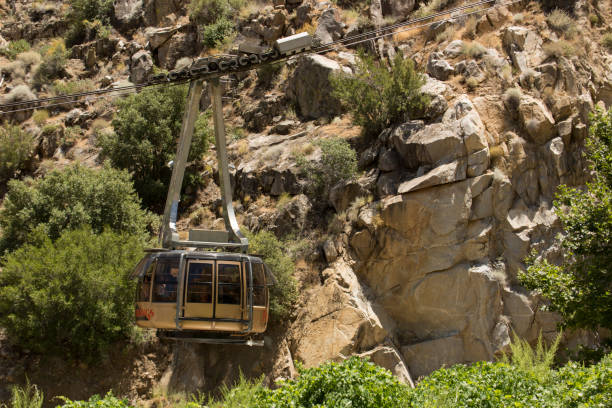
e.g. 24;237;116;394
462;15;478;40
461;41;486;59
465;76;480;91
500;64;513;83
298;22;317;36
543;40;575;58
32;110;49;126
489;145;506;159
546;9;576;35
17;50;42;68
341;8;361;25
513;13;524;23
276;192;292;210
436;25;456;43
503;87;522;112
602;33;612;52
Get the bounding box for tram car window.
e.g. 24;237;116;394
217;263;241;305
152;259;179;302
186;262;213;303
252;263;267;306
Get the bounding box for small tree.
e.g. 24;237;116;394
0;123;35;184
98;85;212;211
330;52;429;137
0;163;154;254
0;228;144;359
298;137;357;199
519;108;612;330
33;39;68;88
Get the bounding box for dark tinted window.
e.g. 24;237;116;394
252;263;267;306
152;259;179;303
137;261;155;302
217;263;241;305
186;262;213;303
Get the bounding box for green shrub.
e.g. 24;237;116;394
32;39;67;88
31;110;49;126
207;372;264;408
0;39;31;60
5;380;44;408
543;40;576;58
253;357;412;408
501;332;561;382
246;230;298;321
331;52;428;137
201;17;235;48
189;0;236;25
602;33;612;52
58;391;133;408
520;108;612;331
0;163;154;254
51;79;96;96
0;123;35;184
298;137;357;198
97;85;212;211
0;228;144;359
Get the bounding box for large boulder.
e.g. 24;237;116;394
502;26;544;72
130;50;153;84
518;95;556;145
381;0;416;17
392;122;465;169
113;0;144;31
313;8;343;46
426;52;454;81
287;55;345;119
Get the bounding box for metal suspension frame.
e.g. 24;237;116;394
159;77;248;252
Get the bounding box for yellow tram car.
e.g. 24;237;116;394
132;250;272;344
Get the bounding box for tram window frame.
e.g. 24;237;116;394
137;260;156;302
251;263;267;306
152;259;180;303
186;262;213;303
217;263;241;305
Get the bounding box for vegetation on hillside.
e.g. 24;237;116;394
0;163;154;254
331;52;429;137
0;228;144;359
0;123;36;185
246;230;298;321
520;108;612;331
98;85;212;211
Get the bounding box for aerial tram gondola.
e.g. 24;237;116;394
132;33;313;345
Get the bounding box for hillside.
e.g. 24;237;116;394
0;0;611;405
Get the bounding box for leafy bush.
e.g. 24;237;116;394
5;381;44;408
201;17;235;48
0;228;144;359
32;39;67;88
0;123;36;184
58;392;133;408
189;0;242;25
98;85;212;211
31;110;49;126
246;230;298;321
331;52;428;137
253;357;412;408
207;372;264;408
0;163;154;254
298;137;357;198
501;332;561;381
520;109;612;331
0;39;31;60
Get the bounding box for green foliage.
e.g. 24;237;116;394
0;123;35;184
67;0;113;23
0;39;31;60
501;332;561;382
330;52;428;137
33;39;67;88
201;17;235;48
51;79;96;96
4;380;43;408
298;137;357;198
207;372;264;408
57;392;133;408
0;163;154;254
98;85;212;211
0;228;144;359
246;230;298;321
189;0;242;25
520;108;612;330
253;357;412;408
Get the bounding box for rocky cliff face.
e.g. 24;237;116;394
1;0;611;400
